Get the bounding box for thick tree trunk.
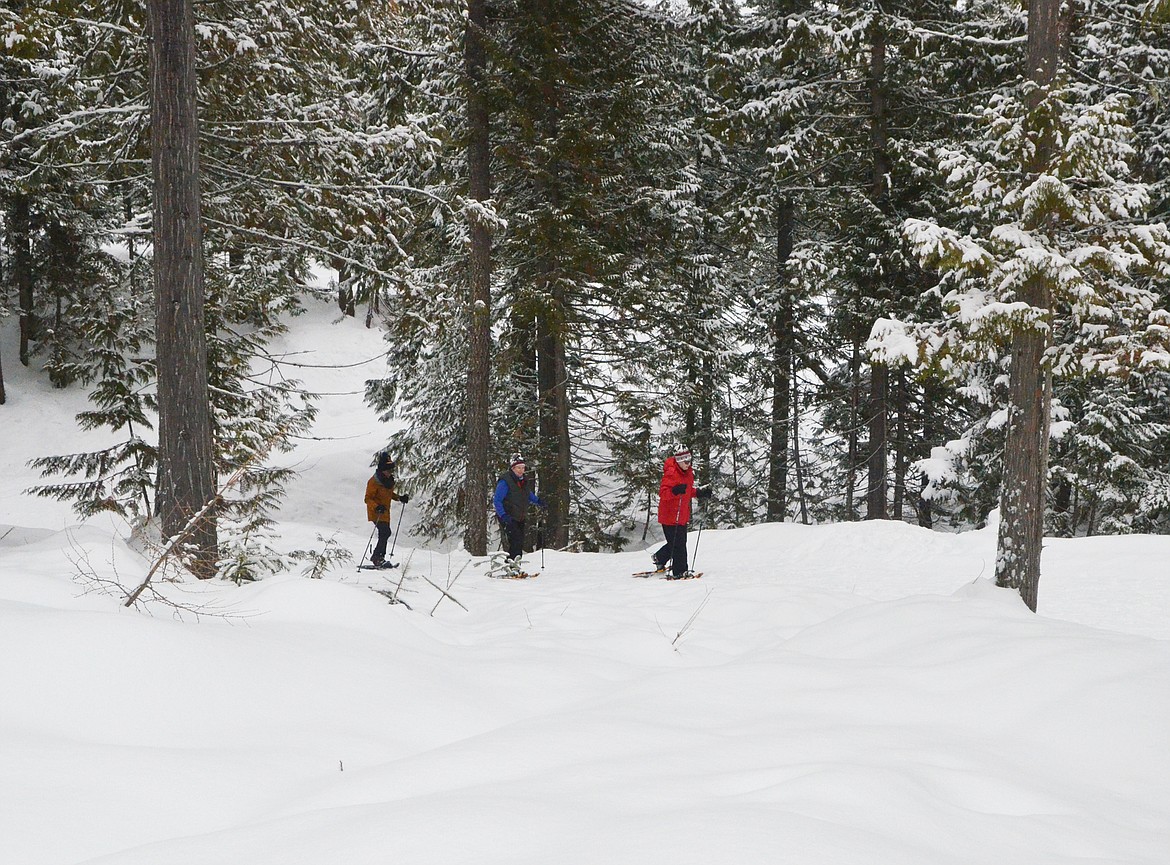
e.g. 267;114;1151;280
536;298;571;549
149;0;218;578
864;13;890;521
995;278;1051;611
463;0;493;556
767;199;795;522
994;0;1062;612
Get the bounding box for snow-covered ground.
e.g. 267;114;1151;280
2;300;1168;865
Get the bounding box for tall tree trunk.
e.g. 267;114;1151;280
864;11;890;521
994;0;1062;612
13;195;34;367
996;283;1051;610
536;296;570;548
149;0;218;578
767;198;795;522
463;0;493;556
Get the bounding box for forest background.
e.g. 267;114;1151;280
3;0;1170;584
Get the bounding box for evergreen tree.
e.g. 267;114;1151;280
889;9;1170;607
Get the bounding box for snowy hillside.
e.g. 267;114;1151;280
2;300;1168;865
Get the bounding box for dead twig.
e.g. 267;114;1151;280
673;588;714;648
424;576;468;613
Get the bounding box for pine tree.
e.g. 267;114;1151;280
889;4;1170;608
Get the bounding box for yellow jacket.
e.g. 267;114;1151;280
365;472;403;522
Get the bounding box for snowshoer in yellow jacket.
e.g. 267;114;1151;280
365;452;409;567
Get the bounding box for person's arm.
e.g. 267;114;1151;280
493;479;508;519
365;477;381;521
661;463;681;497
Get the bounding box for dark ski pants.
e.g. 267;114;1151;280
499;517;526;561
372;521;392;563
654;523;689;575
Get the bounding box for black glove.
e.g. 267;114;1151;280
375;504;388;515
671;483;688;495
696;486;713;500
498;514;513;528
398;493;410;504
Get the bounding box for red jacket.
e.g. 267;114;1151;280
657;456;697;526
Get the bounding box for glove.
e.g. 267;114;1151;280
696;486;713;500
498;514;513;528
535;498;546;510
398;493;410;504
374;504;388;515
671;483;688;495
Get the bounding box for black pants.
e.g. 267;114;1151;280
372;521;392;562
499;517;526;561
654;523;688;575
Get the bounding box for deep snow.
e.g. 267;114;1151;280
1;301;1167;865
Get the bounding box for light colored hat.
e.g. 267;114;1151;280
510;452;526;468
673;444;692;460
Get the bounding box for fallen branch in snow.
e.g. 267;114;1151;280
370;550;417;609
673;589;714;648
427;558;470;615
424;576;468;613
392;550;416;602
69;533;251;621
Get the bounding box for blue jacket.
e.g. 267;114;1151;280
494;470;542;522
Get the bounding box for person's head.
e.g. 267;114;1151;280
376;453;395;482
509;453;527;476
672;444;692;469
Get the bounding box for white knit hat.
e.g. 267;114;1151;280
510;452;526;467
673;444;692;460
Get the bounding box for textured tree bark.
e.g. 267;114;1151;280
995;277;1051;611
994;0;1062;611
864;13;890;521
463;0;493;556
149;0;218;577
536;296;571;549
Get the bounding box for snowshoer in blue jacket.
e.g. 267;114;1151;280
494;453;544;562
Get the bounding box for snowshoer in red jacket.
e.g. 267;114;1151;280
652;444;712;578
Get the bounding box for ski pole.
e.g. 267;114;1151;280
538;511;545;570
691;510;705;571
358;524;377;569
388;498;406;561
